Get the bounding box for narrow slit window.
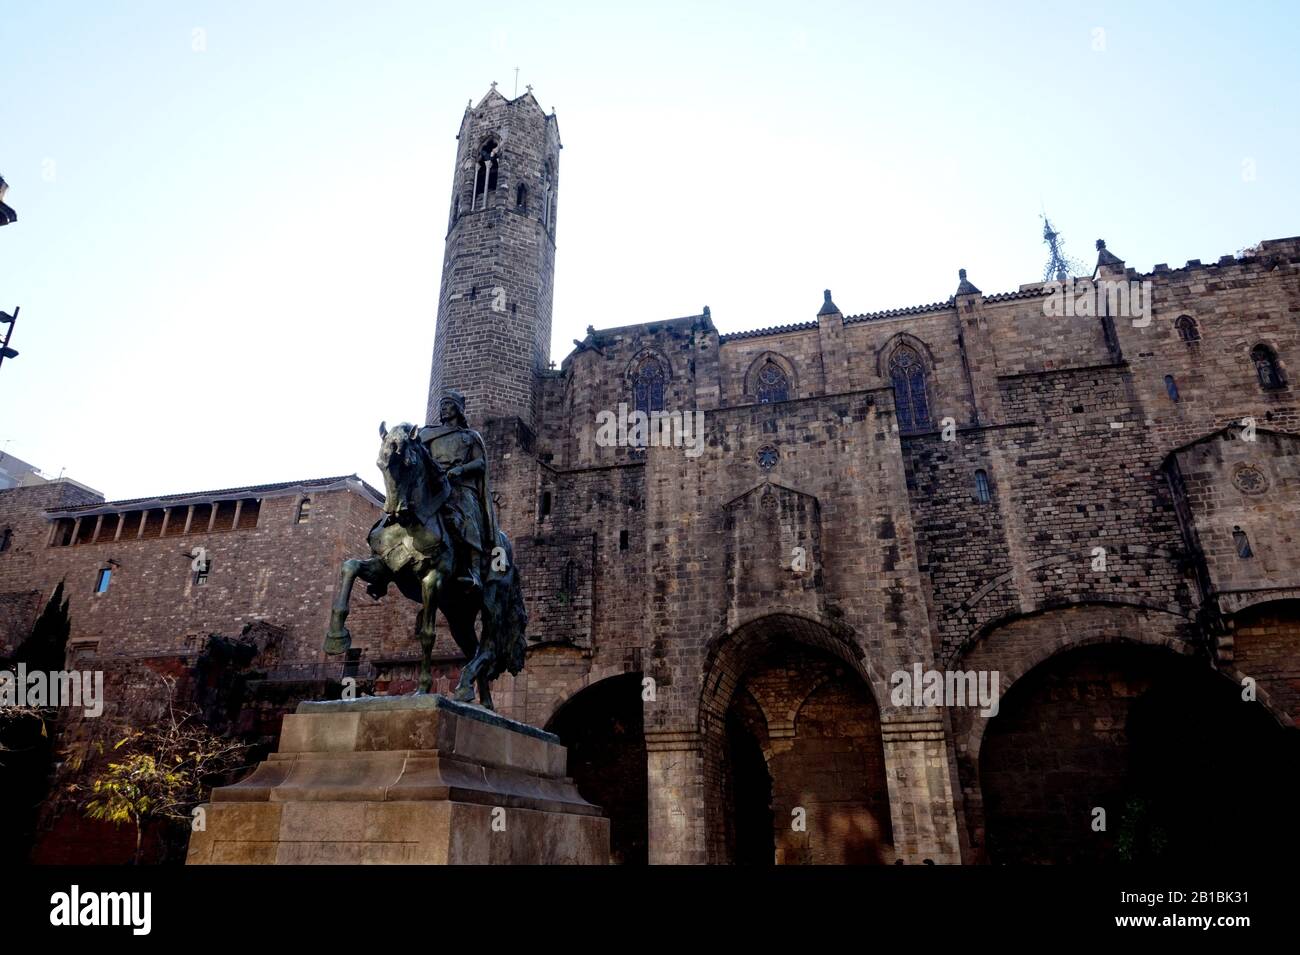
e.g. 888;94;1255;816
1252;344;1285;390
95;567;111;594
1164;374;1180;402
1233;526;1253;558
296;498;311;525
974;469;991;504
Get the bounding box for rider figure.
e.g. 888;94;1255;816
418;390;497;598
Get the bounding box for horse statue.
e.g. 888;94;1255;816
323;421;527;709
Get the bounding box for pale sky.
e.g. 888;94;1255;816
2;1;1297;499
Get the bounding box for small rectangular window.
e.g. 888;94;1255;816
194;558;211;586
619;529;629;551
95;568;111;593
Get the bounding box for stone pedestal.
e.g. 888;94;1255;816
186;694;609;865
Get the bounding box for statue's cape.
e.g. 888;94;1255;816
418;423;499;552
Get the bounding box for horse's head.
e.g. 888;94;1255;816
376;421;443;518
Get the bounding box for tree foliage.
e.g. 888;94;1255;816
79;677;248;864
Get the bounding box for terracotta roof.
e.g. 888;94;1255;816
718;320;818;343
46;474;382;516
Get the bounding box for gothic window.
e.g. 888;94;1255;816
296;498;311;525
632;357;666;419
1252;344;1285;390
1175;315;1200;343
888;344;931;431
974;469;991;504
473;140;499;209
1233;526;1253;559
543;160;554;230
1164;374;1180;402
755;361;790;404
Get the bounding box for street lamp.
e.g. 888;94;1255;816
0;176;15;226
0;307;20;369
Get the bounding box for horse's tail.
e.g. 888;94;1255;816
482;532;528;678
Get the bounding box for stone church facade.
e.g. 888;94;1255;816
426;87;1299;865
3;86;1298;864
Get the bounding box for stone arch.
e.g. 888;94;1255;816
973;637;1297;862
699;611;893;864
951;603;1297;862
544;671;648;865
1223;597;1300;728
741;350;798;403
622;347;674;384
872;331;938;379
954;604;1195;762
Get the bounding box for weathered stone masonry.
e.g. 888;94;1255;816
4;86;1298;864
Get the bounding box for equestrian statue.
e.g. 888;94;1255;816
323;390;527;709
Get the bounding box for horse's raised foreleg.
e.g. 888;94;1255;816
325;556;387;655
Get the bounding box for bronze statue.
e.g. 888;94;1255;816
323;401;527;708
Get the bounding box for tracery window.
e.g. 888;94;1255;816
756;361;790;404
889;344;931;431
632;357;666;418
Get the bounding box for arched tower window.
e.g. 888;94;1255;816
1233;526;1253;559
296;498;311;525
974;469;991;504
632;357;666;419
755;361;790;404
562;560;577;600
1251;344;1285;390
543;160;555;230
888;344;931;431
1164;374;1180;402
473;139;499;210
516;183;528;212
1175;315;1200;343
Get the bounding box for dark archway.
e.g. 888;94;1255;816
701;614;892;864
726;695;775;865
980;642;1298;863
545;673;648;865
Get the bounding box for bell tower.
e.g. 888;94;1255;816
426;84;561;432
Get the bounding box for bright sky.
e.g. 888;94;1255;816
2;1;1297;499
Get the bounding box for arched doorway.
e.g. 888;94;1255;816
701;613;892;864
545;673;648;865
979;641;1297;863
